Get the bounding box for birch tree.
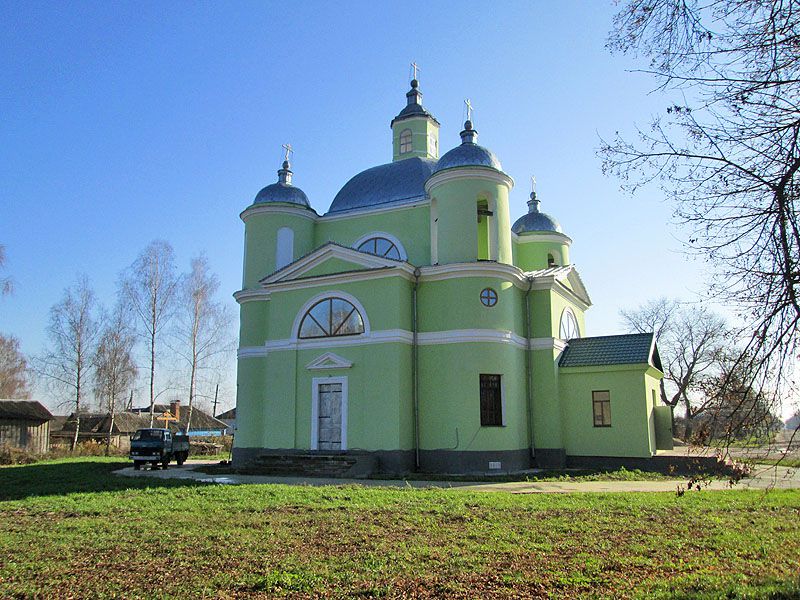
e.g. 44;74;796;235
121;240;179;426
39;276;101;450
94;305;137;454
0;334;30;399
174;255;234;433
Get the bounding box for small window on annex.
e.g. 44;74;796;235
399;129;413;154
480;374;503;426
592;390;611;427
357;236;402;260
298;297;365;339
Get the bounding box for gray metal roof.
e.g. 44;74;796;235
327;157;438;214
433;124;503;174
253;182;310;208
0;399;52;421
559;333;662;369
512;210;562;234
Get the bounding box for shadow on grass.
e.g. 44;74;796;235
0;460;205;501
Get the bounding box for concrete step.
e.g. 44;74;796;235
246;453;374;477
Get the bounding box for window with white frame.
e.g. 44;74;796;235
399;129;412;154
356;236;402;260
480;374;503;426
298;297;365;339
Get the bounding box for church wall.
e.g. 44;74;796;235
234;356;268;449
417;341;530;469
417;276;525;336
559;364;656;457
238;301;269;347
392;118;439;161
514;237;570;271
242;211;316;289
315;205;431;265
531;347;564;453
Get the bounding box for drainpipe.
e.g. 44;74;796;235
412;267;421;470
525;276;534;459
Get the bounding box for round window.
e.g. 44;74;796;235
480;288;498;307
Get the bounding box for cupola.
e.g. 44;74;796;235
511;180;572;270
433;120;503;173
253;157;311;208
390;67;440;162
512;189;562;234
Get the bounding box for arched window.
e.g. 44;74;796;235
299;297;365;339
547;253;556;268
276;227;294;269
399;129;412;154
356;236;402;260
559;307;580;340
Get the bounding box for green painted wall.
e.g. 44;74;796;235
514;237;571;271
559;364;658;457
418;342;529;452
429;177;512;265
531;347;563;449
315;205;431;266
392;116;439;161
242;208;316;289
300;258;372;279
417;277;524;336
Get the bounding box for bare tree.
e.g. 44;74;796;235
38;276;101;451
0;334;30;399
120;240;179;427
173;255;234;433
602;0;800;420
0;245;13;296
621;297;728;439
94;305;138;455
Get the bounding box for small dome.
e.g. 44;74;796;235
432;121;502;174
253;160;311;208
253;182;310;207
512;192;562;234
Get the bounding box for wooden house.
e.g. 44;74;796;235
0;399;53;454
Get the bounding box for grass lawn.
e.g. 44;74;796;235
0;459;798;599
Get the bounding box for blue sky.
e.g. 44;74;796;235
1;2;716;413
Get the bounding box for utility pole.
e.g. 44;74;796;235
212;383;219;417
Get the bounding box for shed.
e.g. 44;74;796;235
0;399;53;453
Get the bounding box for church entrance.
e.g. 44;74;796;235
311;377;348;451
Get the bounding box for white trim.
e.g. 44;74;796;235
233;289;271;304
319;199;429;222
425;166;514;193
291;290;371;341
559;306;580;340
512;231;573;246
305;352;353;370
261;243;415;285
311;376;348;451
420;262;528;286
241;204;318;223
237;331;567;357
418;329;529;350
264;268;415;293
352;232;408;261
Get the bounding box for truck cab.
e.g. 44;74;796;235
130;428;190;470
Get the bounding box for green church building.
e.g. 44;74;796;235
233;77;673;474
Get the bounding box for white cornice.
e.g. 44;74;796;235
512;231;573;246
240;204;319;223
237;330;569;357
319;199;429;222
425;166;514;193
233;289;271;304
419;262;528;287
264;266;415;293
305;352;354;370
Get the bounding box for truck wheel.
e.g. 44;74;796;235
133;461;142;471
176;452;186;466
151;461;159;470
161;457;169;470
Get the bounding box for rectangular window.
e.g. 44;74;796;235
592;390;611;427
480;374;503;426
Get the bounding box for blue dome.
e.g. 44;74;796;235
512;194;563;234
432;122;502;174
252;160;311;208
328;157;437;214
253;182;310;207
512;211;562;234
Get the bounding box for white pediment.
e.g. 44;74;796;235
260;242;413;285
305;352;354;371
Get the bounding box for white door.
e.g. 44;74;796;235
311;377;348;451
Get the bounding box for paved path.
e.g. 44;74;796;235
115;461;800;493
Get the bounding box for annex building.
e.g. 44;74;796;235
233;77;673;474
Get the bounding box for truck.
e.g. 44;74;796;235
129;428;190;470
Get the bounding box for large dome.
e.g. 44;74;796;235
328;157;437;214
252;160;311;208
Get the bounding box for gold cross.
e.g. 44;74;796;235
282;143;293;162
464;98;473;122
157;411;178;427
411;61;419;80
